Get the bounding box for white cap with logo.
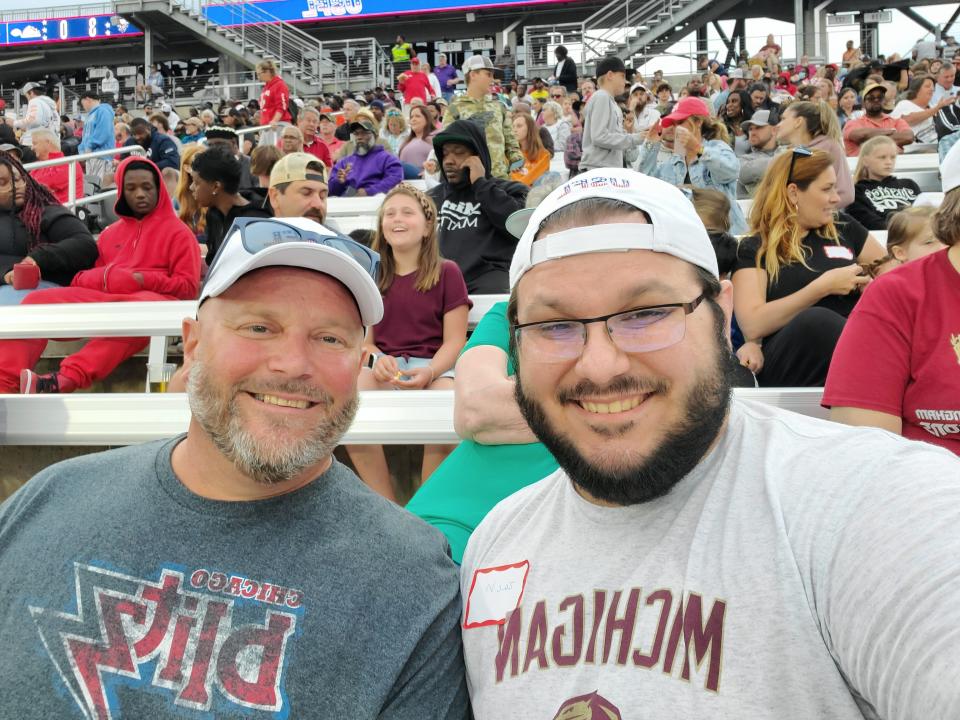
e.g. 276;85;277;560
199;216;384;326
506;168;718;288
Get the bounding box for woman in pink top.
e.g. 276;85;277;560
777;100;855;207
398;105;436;176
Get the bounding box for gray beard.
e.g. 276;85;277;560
187;359;358;485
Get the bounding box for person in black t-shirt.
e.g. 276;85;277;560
731;149;885;386
848;135;921;230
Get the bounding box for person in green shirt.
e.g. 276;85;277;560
405;301;558;563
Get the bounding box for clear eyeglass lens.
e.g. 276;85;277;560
520;306;686;359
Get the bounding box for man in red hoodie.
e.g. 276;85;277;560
398;58;434;108
0;156;201;394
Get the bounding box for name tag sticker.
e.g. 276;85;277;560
824;245;854;260
463;560;530;629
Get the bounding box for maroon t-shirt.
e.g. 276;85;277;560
374;259;472;359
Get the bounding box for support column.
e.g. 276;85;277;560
794;0;805;59
144;26;153;75
696;25;708;63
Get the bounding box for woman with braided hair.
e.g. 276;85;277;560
0;153;96;305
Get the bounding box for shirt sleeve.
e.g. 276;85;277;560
837;212;869;256
463;301;509;355
732;235;761;275
822;276;911;415
789;442;960;720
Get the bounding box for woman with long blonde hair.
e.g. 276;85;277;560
346;183;472;501
175;144;206;239
731;148;885;386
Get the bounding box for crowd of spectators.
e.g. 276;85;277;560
1;27;960;720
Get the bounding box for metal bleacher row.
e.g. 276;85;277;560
0;149;946;446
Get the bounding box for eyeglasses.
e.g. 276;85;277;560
513;295;705;361
212;218;380;280
786;145;813;185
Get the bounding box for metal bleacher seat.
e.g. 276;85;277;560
1;388;828;446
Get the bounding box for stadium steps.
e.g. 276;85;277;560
112;0;340;95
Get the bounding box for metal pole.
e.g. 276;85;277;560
794;0;805;59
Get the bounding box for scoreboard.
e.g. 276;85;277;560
0;13;142;46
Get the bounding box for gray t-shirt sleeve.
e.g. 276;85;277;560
381;583;470;718
787;438;960;720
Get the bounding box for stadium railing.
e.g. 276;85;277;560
24;145;147;210
0;388;828;446
0;294;509;389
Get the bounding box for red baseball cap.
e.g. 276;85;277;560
660;96;711;128
410;57;420;65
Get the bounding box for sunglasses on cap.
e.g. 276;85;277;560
211;217;380;280
786;146;813;185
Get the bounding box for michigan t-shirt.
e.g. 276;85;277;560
461;399;960;718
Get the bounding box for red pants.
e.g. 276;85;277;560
0;287;171;393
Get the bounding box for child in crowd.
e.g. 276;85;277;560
848;135;921;230
0;157;200;394
509;112;551;186
689;186;763;379
864;206;945;276
347;183;472;501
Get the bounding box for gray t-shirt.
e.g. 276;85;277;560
460;399;960;719
0;437;468;719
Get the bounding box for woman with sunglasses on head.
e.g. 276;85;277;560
731;149;885;386
777;100;854;207
824;146;960;455
191;145;271;266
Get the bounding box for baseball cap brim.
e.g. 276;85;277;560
741;119;770;129
200;236;383;326
505;208;536;239
350;120;376;133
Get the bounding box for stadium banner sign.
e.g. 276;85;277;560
0;14;142;46
204;0;577;25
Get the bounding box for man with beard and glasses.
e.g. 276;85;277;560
459;168;960;718
0;217;469;719
328;114;402;197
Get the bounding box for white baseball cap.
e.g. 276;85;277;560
199;216;384;325
942;139;960;194
506;168;718;288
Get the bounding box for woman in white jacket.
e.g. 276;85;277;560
541;100;570;152
12;83;60;148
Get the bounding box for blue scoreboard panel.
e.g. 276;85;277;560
0;14;142;46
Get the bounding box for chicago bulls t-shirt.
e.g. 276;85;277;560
460;399;960;719
734;212;870;318
0;438;468;719
824;249;960;455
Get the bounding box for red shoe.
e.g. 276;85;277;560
19;369;77;394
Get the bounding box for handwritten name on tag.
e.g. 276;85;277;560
463;560;530;629
824;245;854;260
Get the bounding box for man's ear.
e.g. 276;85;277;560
181;317;200;371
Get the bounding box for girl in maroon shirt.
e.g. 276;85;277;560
347;184;472;501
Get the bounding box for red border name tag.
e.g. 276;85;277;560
463;560;530;629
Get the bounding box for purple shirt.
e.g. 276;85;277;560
374;260;472;358
433;64;459;91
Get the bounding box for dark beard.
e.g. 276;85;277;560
514;307;738;506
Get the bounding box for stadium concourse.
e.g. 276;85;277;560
0;13;960;717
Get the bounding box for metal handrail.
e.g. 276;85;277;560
24;145;146;210
0;4;112;20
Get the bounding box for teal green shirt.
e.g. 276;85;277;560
405;302;558;563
